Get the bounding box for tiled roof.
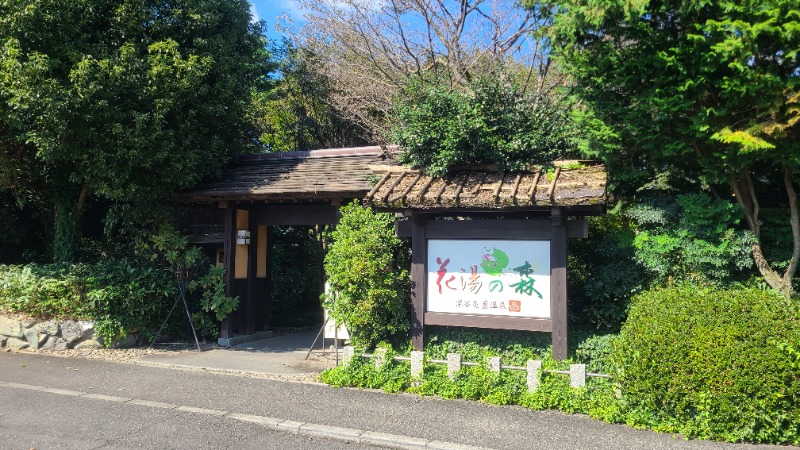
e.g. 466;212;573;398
178;146;398;202
365;162;607;211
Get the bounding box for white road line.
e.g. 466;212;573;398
1;380;495;450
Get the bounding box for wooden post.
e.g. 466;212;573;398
220;206;237;340
551;208;568;360
410;214;426;350
245;210;258;335
264;226;274;331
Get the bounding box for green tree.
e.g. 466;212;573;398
391;74;583;176
254;40;368;152
323;201;410;349
0;0;273;262
545;0;800;296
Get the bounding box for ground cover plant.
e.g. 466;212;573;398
319;327;622;422
320;286;800;445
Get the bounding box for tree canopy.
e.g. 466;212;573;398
391;74;583;175
0;0;272;261
546;0;800;296
253;40;369;152
291;0;556;139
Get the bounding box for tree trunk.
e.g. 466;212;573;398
782;166;800;297
730;166;799;297
52;182;90;263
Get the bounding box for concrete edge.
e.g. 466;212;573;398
361;430;429;449
299;423;362;441
1;379;495;450
133;359;327;385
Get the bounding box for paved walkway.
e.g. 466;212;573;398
139;329;340;376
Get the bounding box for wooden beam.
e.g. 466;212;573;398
452;172;469;205
529;171;542;201
366;171;391;199
245;212;258;335
425;219;552;240
415;176;435;203
264;226;274;331
395;218;412;238
510;174;522;203
410;214;426;350
424;313;552;332
250;204;339;225
492;172;505;203
381;172;406;204
550;207;568;360
433;176;449;204
397;217;586;239
398;173;422;204
566;219;589;239
546;167;562;202
220;207;237;340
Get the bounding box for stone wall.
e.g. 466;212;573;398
0;315;104;351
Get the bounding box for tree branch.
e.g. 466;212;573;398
782;165;800;290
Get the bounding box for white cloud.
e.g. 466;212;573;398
249;2;261;23
278;0;306;17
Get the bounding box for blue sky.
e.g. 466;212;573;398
249;0;301;41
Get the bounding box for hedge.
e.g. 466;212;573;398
613;286;800;444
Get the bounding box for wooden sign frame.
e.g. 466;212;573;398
409;209;578;359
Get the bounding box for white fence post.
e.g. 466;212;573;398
488;357;501;373
411;351;424;379
374;348;388;369
447;353;462;380
570;364;586;388
342;346;355;366
527;360;542;392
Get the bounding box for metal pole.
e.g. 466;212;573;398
334;319;339;366
305;316;330;360
150;296;181;348
178;280;203;352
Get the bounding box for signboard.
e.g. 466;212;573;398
427;239;551;318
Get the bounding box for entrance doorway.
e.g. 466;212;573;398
269;226;328;329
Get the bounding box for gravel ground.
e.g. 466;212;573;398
6;326;327;384
8;342;214;364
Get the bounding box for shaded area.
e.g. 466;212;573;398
138;330;337;376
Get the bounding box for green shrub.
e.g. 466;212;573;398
575;334;618;374
323;201;410;349
568;214;645;329
0;260;176;345
625;194;755;286
319;345;411;394
0;264;87;318
613;286;800;444
0;251;235;346
391;74;582;176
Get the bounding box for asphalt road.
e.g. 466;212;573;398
0;351;792;450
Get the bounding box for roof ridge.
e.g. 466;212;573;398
241;145;399;161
